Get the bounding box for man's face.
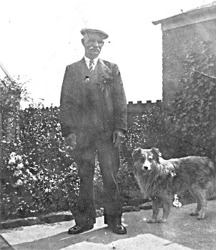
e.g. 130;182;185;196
82;33;104;59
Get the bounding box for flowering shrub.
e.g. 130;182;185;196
1;106;80;220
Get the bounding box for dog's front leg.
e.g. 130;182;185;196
159;193;173;223
147;197;160;223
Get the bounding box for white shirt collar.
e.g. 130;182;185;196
84;56;99;69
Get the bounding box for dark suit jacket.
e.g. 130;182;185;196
60;58;127;137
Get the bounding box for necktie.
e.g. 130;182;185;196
89;60;94;72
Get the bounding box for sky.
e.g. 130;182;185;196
0;0;213;107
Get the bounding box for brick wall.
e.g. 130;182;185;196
127;100;162;125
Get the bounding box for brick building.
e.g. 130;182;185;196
153;2;216;106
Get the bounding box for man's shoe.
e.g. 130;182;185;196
108;224;127;235
68;223;94;234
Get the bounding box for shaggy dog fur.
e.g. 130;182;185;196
132;147;216;223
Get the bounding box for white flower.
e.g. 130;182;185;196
10;152;16;158
17;163;24;169
32;175;37;181
8;158;16;165
8;152;16;164
15;155;22;161
45;188;50;193
16;179;23;186
13;170;22;177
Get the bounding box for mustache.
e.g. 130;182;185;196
89;46;100;51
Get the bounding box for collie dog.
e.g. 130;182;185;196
132;147;216;223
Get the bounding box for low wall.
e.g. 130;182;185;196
127;100;162;125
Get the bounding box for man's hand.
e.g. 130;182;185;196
113;129;125;148
65;133;77;149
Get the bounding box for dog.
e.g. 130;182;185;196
132;147;216;223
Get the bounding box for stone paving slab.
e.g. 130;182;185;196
0;235;14;250
1;200;216;250
0;218;191;250
0;203;152;230
61;234;192;250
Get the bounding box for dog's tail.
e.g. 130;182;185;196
208;159;216;200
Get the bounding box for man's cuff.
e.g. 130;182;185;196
115;128;126;134
61;125;75;138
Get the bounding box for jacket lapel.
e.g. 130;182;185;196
97;59;112;79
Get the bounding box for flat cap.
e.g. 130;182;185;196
80;28;109;39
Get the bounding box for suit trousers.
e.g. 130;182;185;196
71;131;123;226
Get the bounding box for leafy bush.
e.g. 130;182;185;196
1;105;79;220
171;72;216;160
170;40;216;161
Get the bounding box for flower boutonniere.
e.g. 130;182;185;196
97;75;114;90
102;75;113;84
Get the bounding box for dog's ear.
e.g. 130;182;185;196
132;147;142;160
150;148;162;162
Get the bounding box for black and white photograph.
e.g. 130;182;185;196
0;0;216;249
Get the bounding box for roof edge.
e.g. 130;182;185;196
152;2;216;25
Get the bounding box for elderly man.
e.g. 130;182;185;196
60;28;127;235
